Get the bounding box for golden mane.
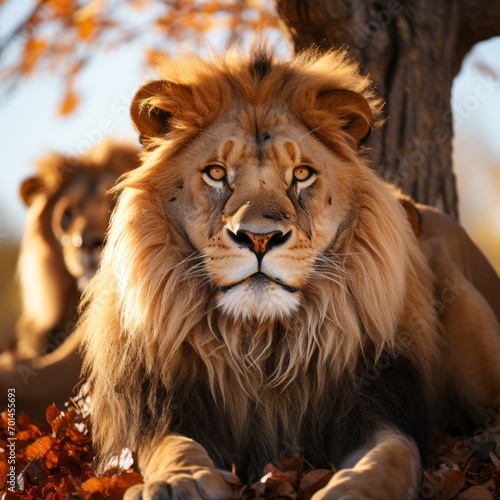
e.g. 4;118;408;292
81;42;439;476
130;42;382;156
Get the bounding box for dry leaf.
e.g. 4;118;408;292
15;425;43;443
297;469;335;499
430;465;466;500
20;38;47;74
58;86;79;116
0;453;8;490
489;452;500;470
24;436;57;462
48;0;76;18
278;455;304;489
80;471;143;497
457;485;494;499
75;15;97;40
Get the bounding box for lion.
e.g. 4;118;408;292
16;140;140;357
0;140;140;420
80;42;500;499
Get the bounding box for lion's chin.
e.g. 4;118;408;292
217;276;301;322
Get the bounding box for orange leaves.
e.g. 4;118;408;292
0;403;143;498
180;12;214;32
424;465;466;500
58;83;79;117
58;60;83;116
79;472;144;497
0;454;8;490
76;16;97;41
1;0;278;116
47;0;76;18
20;38;47;75
248;456;335;499
152;0;277;52
24;435;58;465
421;434;500;499
205;0;220;14
72;0;103;41
2;404;500;500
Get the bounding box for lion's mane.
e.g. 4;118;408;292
81;43;440;477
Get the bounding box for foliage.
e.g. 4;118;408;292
1;402;500;499
0;402;142;499
0;0;277;115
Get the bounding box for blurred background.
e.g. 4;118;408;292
0;1;499;348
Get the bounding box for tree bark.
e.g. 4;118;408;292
274;0;500;218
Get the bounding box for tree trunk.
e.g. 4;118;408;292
275;0;500;218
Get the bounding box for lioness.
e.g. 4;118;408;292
0;141;139;421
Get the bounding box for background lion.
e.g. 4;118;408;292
80;42;500;499
0;140;139;420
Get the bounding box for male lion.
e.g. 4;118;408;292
80;43;500;499
0;140;139;420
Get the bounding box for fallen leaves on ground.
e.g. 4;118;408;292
245;455;334;499
0;403;142;499
421;434;500;499
1;405;500;499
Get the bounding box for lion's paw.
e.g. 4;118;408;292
124;468;240;500
311;489;359;500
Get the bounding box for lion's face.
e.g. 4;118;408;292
51;169;120;290
17;142;140;357
124;57;377;325
164;109;356;322
20;143;140;294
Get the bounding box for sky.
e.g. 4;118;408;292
450;38;500;271
0;5;499;273
1;46;144;239
0;2;149;239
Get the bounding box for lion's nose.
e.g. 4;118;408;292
228;229;291;259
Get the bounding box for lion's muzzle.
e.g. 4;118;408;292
227;228;291;260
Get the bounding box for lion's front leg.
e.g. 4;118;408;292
125;434;240;500
313;428;421;500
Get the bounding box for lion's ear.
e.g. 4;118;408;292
130;81;172;144
20;176;44;206
130;80;193;147
317;89;374;146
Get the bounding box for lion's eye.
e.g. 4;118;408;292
207;165;226;180
293;166;316;186
61;208;74;229
203;165;227;187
